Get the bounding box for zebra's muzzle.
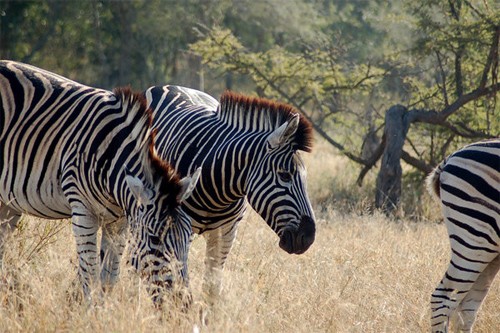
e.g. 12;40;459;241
279;215;315;254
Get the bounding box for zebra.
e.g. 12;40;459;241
426;138;499;332
144;85;316;300
0;61;200;304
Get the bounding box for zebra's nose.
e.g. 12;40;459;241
295;215;315;254
279;215;315;254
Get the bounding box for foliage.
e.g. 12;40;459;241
0;0;228;89
190;0;499;181
1;0;498;212
191;27;388;148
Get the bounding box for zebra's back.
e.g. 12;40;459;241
0;61;117;218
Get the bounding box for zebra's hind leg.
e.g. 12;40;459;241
455;254;500;332
431;250;498;333
71;213;100;301
100;218;128;292
0;203;22;270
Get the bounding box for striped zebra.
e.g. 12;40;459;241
144;85;315;300
426;139;499;332
0;61;200;303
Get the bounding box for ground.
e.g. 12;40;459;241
1;138;498;332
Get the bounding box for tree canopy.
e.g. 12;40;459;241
1;0;498;213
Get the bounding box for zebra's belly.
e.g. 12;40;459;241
0;175;71;219
0;136;72;218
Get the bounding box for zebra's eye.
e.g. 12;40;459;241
278;171;292;183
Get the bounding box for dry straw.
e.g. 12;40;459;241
1;137;498;332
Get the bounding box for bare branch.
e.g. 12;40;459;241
356;134;386;186
448;0;461;21
407;83;500;123
232;53;370;165
480;24;500;89
401;150;433;173
406;137;424;159
439;134;456;162
435;50;450;106
440;82;500;118
462;0;496;25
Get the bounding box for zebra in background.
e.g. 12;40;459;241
426;139;499;332
0;61;200;304
144;85;315;300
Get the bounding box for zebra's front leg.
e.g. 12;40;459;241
100;218;128;292
71;213;100;301
203;222;239;304
0;204;22;270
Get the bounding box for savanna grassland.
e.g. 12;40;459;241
1;138;498;333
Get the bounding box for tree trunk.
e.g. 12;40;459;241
375;105;411;213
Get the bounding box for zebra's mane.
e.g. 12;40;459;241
114;87;182;205
218;91;313;152
149;129;182;206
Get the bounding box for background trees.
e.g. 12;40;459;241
190;0;499;213
1;0;498;215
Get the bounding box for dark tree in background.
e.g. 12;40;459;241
1;0;498;214
373;1;499;212
0;0;227;89
190;0;499;213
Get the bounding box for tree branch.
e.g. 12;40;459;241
401;150;433;173
356;134;386;186
480;24;500;89
462;0;496;25
440;82;500;118
407;82;500;123
435;50;450;106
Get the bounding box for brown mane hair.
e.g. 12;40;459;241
219;91;313;152
113;86;154;128
149;129;182;207
113;87;182;206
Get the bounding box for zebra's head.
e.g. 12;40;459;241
224;93;315;255
114;89;200;303
124;162;200;304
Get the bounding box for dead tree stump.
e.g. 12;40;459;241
375;105;411;213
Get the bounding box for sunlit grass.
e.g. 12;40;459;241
0;136;498;332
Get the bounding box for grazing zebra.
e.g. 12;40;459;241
0;61;200;303
144;85;315;300
426;139;499;332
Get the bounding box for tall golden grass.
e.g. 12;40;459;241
1;138;498;332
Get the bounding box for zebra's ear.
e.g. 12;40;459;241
177;167;201;203
267;114;299;149
125;175;155;206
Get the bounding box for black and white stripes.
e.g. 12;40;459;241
145;85;316;300
427;138;499;333
0;61;198;303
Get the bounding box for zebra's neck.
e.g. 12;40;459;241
217;92;290;134
93;89;153;215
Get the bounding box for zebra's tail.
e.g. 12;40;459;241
426;159;446;200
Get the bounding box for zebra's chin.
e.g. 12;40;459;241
278;215;315;254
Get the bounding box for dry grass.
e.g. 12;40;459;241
1;137;498;332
